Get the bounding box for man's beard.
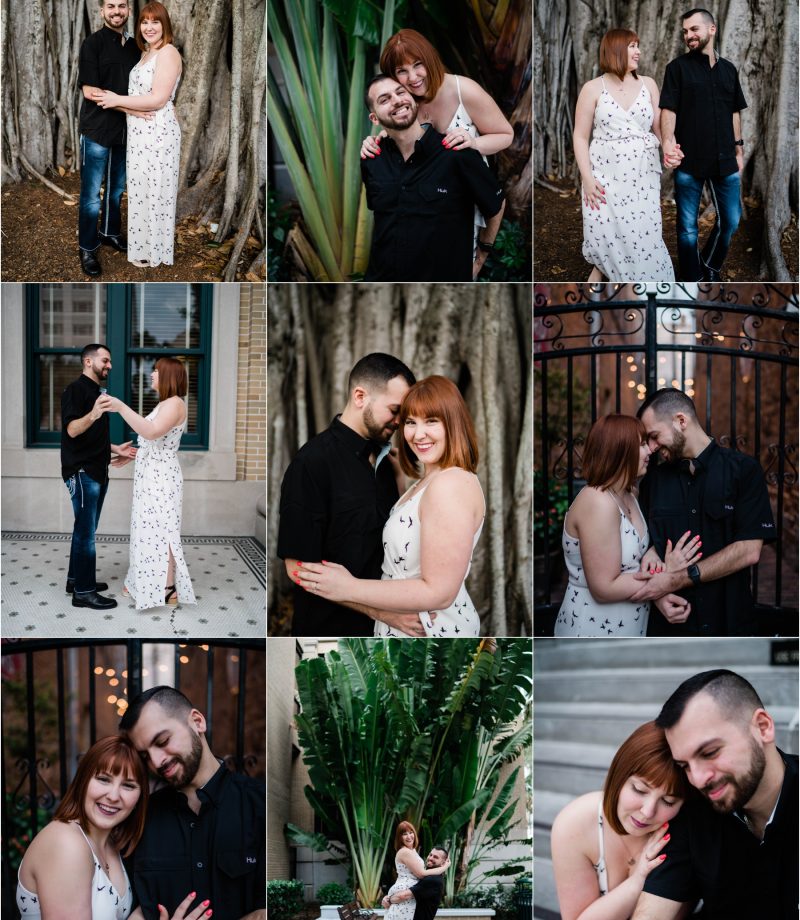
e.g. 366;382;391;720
375;100;418;130
157;731;204;787
686;34;711;51
363;404;395;444
702;737;766;814
660;428;686;463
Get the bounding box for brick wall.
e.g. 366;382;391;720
236;284;266;481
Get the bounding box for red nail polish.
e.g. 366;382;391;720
203;901;210;907
659;854;667;860
297;561;303;566
206;912;213;917
190;893;196;900
663;834;670;841
662;823;669;829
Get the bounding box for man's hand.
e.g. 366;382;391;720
629;570;682;602
91;394;112;421
382;896;391;909
374;610;432;637
111;440;137;460
735;146;744;175
110;455;133;468
472;248;490;280
654;593;691;624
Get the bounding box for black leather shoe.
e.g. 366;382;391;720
80;249;102;276
99;233;127;253
66;580;108;594
72;591;118;610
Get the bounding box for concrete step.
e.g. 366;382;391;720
534;637;775;671
534;665;798;705
533;790;572;859
533;855;559;917
535;701;799;750
533;740;615;796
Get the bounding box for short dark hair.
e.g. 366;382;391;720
119;685;194;732
81;343;111;363
431;844;449;858
364;73;396;112
656;670;764;730
637;387;697;422
682;8;715;25
348;353;415;394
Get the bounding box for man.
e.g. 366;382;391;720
77;1;141;276
632;388;775;636
382;846;449;920
278;353;429;637
361;74;505;281
61;343;135;610
120;686;265;920
660;9;747;282
632;669;798;919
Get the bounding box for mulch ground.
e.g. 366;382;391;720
534;178;799;283
1;175;264;282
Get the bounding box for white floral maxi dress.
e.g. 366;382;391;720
124;403;196;610
385;859;419;920
126;50;181;266
582;77;674;281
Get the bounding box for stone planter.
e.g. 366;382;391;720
318;908;496;920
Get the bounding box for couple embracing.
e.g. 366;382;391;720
277;353;485;638
16;685;265;920
574;9;745;282
554;388;775;637
79;1;181;276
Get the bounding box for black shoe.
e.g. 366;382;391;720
72;591;118;610
80;249;102;276
703;268;722;282
99;233;127;253
66;579;108;594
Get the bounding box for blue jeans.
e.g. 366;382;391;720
78;135;126;251
673;169;742;281
65;471;108;594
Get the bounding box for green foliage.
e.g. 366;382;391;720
268;186;294;281
267;879;305;920
480;220;531;282
290;639;533;906
316;882;355;905
453;876;532;920
533;469;571;555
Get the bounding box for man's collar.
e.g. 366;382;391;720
331;415;373;458
679;437;716;474
196;760;228;806
382;123;441;156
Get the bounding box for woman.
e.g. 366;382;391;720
554;415;700;637
16;735;207;920
573;30;676;281
95;3;182;267
362;29;513;252
294;376;485;637
551;721;694;920
384;821;451;920
107;357;196;610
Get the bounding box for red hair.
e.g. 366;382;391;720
155;356;188;400
603;721;690;835
599;29;640;81
582;414;646;492
394;820;419;851
52;735;149;857
398;376;478;478
380;29;446;103
136;2;175;51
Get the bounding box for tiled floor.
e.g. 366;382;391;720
1;532;265;638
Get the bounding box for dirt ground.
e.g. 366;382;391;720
1;175;264;282
534;178;799;283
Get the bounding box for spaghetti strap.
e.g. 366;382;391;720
600;74;607;92
596;800;610;895
455;74;463;105
605;490;626;516
72;821;101;864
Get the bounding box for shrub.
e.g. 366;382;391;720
267;879;305;920
452;879;532;920
316;882;354;905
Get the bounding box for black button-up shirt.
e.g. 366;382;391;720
127;763;265;920
660;50;747;179
361;125;504;281
639;439;776;636
409;874;445;920
277;416;400;637
60;374;111;484
78;26;140;147
644;751;798;919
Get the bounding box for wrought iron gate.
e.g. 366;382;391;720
534;283;798;634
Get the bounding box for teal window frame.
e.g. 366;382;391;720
26;285;213;449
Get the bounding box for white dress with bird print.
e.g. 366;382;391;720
385;858;419;920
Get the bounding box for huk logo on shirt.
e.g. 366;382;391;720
437;187;448;194
245;855;257;864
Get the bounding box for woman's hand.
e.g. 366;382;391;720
105;396;124;412
294;561;356;603
92;89;122;109
158;892;213;920
582;176;606;210
442;129;476;151
360;130;387;159
631;823;670;883
664;531;702;573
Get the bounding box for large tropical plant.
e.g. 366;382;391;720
286;639;532;906
267;0;404;280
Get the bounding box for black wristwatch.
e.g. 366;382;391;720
734;139;744;147
687;563;702;586
477;239;494;253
